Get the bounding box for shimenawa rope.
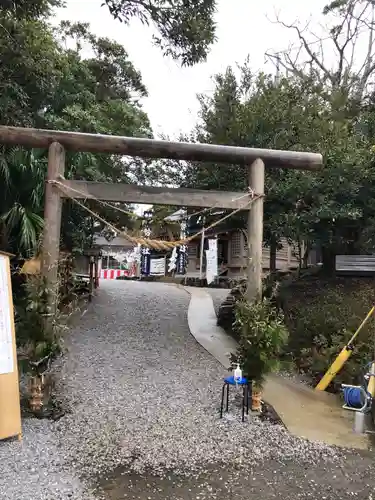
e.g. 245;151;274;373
51;180;263;251
52;179;254;223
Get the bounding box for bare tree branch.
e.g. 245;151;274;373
266;0;375;102
278;16;334;82
356;3;375;99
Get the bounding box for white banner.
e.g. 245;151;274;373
206;239;218;285
150;257;166;275
208;239;217;253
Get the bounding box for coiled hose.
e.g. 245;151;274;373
342;361;375;410
342;386;366;409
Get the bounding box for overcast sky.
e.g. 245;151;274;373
55;0;329;139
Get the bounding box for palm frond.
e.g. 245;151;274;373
1;204;44;254
19;210;44;254
1;204;22;227
0;153;10;186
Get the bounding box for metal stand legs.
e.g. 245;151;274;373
220;382;250;422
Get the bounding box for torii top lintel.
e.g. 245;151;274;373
0;126;322;171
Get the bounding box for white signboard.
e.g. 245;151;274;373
150;257;166;276
208;239;218;253
0;255;14;374
206;239;218;285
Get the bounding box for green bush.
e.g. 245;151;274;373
281;275;375;390
231;297;289;388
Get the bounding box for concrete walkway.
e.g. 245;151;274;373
186;286;237;368
183;286;369;450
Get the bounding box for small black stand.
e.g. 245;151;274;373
220;376;251;422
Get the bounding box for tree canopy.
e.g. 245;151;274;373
182;20;375;271
103;0;217;66
0;2;151;255
0;0;219;256
5;0;375;274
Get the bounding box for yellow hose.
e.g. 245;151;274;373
315;306;375;391
315;346;353;391
367;362;375;398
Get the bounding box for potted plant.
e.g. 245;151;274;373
230;296;288;411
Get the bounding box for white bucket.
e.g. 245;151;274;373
354;411;366;434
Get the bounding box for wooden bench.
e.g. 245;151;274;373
335;255;375;275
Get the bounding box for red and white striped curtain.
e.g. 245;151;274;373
100;269;129;280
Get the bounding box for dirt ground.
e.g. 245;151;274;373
96;452;375;500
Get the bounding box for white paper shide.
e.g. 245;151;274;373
150;257;166;275
205;239;218;285
168;247;178;273
0;256;14;375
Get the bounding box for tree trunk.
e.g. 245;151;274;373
321;246;336;275
302;242;310;269
297;239;302;276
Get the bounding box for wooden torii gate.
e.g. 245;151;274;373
0;125;322;320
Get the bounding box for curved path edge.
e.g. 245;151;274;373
183;286;237;370
182;285;369;450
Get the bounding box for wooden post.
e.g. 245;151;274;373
287;243;292;268
269;239;277;273
89;257;94;302
199;223;205;281
247;159;265;302
94;257;99;289
41;142;65;335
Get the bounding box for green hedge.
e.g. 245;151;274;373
280;274;375;391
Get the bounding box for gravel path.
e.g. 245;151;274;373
1;281;375;500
